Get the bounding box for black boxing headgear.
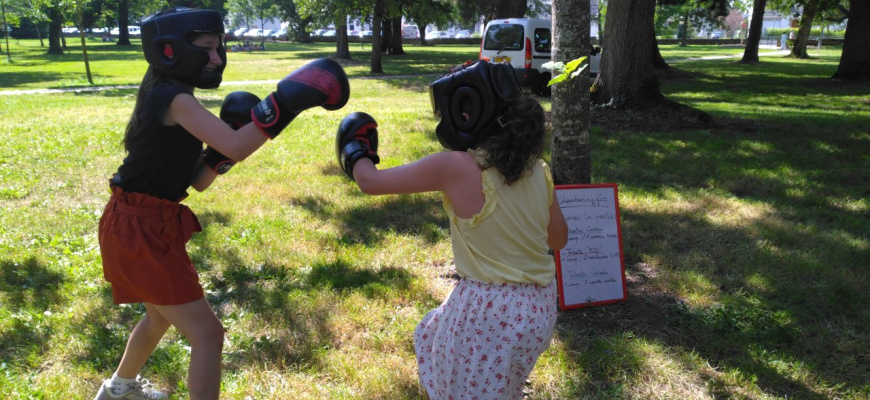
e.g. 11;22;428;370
141;8;226;89
428;60;523;151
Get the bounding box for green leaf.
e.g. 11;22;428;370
569;64;590;79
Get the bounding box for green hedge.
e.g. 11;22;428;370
765;27;845;38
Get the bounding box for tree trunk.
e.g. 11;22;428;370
495;0;526;19
592;0;662;108
47;7;64;55
790;0;819;58
380;17;391;53
550;0;592;185
37;22;45;47
117;0;131;46
371;0;384;73
740;0;766;63
78;9;94;85
833;0;870;80
1;0;9;59
679;8;689;47
388;17;404;54
651;26;668;69
335;18;351;59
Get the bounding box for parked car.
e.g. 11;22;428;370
710;30;725;39
322;29;336;37
243;29;262;39
109;26;140;37
359;30;373;38
233;27;249;38
425;31;450;40
271;30;288;40
454;30;472;39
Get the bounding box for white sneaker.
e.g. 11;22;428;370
93;376;167;400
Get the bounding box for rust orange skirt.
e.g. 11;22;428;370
99;185;204;305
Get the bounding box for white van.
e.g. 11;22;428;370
479;18;600;95
402;25;419;39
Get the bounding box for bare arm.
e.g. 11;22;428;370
352;151;476;196
547;189;568;250
167;93;268;161
190;157;217;192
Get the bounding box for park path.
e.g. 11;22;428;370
0;48;791;96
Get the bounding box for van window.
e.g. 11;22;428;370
534;28;551;53
483;24;524;51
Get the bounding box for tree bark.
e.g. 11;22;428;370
741;0;766;63
78;8;94;85
651;26;668;69
679;8;689;47
371;0;384;73
550;0;592;185
388;17;404;54
495;0;526;19
832;0;870;80
592;0;662;108
47;7;63;55
335;18;351;59
790;0;820;58
117;0;131;46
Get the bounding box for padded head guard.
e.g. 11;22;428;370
428;60;523;151
141;8;226;89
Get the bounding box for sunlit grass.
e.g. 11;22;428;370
2;44;869;398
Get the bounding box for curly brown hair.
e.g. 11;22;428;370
474;96;546;185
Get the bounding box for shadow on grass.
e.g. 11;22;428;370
0;257;64;369
553;124;869;397
0;71;74;88
661;63;870;133
181;210;437;374
293;173;448;247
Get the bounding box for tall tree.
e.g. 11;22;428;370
405;0;453;46
116;0;130;45
787;0;845;58
296;0;353;58
592;0;659;108
455;0;530;22
740;0;768;63
46;4;63;54
832;0;870;80
371;0;384;73
75;0;93;84
274;0;312;42
1;0;10;60
550;0;592;184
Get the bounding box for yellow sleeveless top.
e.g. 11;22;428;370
443;150;556;285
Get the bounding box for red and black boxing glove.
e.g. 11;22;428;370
252;58;350;139
203;91;262;174
336;112;379;181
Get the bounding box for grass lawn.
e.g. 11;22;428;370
1;40;868;399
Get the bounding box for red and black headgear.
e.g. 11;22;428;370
141;8;226;89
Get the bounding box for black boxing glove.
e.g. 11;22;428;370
336;112;379;181
203;91;262;174
252;58;350;139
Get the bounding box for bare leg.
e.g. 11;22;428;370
115;303;171;379
150;298;225;400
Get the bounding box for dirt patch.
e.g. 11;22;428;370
589;104;714;133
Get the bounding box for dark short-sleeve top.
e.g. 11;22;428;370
116;85;203;201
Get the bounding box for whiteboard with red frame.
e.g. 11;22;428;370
554;183;627;310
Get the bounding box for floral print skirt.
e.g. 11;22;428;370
414;277;558;400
